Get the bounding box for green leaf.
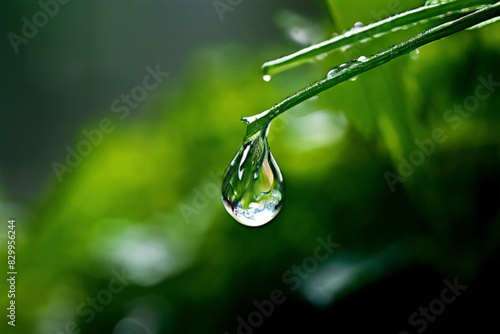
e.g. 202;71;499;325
249;2;500;138
468;15;500;28
262;0;497;76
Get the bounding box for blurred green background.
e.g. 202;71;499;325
1;0;500;333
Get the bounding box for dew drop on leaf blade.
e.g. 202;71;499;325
357;56;368;63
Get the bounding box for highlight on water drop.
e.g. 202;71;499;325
263;75;272;82
221;124;284;227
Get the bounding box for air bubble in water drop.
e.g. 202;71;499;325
221;125;284;227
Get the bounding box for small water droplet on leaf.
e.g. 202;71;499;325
327;69;337;79
357;56;368;63
410;49;420;61
353;21;365;28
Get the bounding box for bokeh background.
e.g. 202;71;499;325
1;0;500;333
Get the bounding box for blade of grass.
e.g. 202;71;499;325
262;0;496;76
245;2;500;138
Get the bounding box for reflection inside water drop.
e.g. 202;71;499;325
221;124;284;227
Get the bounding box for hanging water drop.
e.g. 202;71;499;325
263;75;272;82
221;124;284;227
349;76;358;82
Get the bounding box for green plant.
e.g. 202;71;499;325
246;1;500;138
222;0;500;226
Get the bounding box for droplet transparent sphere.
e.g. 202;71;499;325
221;128;284;227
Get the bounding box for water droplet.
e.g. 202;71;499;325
221;125;284;227
263;75;271;82
349;76;358;82
327;62;353;79
353;21;365;28
327;69;337;79
315;53;328;61
357;56;368;63
345;21;365;36
410;49;419;61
